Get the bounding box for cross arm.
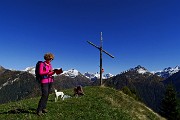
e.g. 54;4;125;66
87;41;100;49
102;49;115;58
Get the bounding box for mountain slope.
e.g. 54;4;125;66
163;70;180;96
0;70;41;104
103;65;165;112
0;86;165;120
53;73;92;90
0;69;92;104
0;65;6;74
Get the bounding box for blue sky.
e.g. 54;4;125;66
0;0;180;75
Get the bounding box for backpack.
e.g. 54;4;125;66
35;61;47;83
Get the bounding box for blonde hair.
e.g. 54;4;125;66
44;53;54;60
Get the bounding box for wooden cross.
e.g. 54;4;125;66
87;32;114;86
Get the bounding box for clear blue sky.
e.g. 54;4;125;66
0;0;180;75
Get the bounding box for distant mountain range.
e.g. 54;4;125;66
22;65;180;80
123;65;180;79
153;66;180;78
1;64;180;79
22;66;114;80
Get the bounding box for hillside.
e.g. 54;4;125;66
0;70;41;104
163;70;180;96
0;86;165;120
0;69;91;104
102;68;165;113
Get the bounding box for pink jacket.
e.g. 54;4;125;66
39;61;55;83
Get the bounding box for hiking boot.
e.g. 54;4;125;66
42;109;48;113
37;111;43;116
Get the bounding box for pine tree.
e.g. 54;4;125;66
159;84;178;120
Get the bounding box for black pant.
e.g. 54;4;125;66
37;83;52;112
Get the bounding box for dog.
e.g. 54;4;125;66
54;89;64;102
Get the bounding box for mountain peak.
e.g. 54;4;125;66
84;72;114;81
174;65;180;70
135;65;146;69
23;66;35;74
61;69;79;78
0;65;5;72
154;66;180;78
129;65;148;74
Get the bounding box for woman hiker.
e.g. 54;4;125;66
36;52;62;116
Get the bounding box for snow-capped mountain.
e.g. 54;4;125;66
103;73;114;79
23;66;114;80
61;69;79;78
23;67;79;78
128;65;180;78
23;67;35;75
84;72;114;81
129;65;149;74
153;66;180;78
84;72;99;81
21;65;180;79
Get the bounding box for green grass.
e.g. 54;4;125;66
0;86;165;120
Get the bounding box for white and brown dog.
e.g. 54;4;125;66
54;89;64;102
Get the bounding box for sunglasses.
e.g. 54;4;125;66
50;58;54;60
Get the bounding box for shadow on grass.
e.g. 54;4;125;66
0;108;37;114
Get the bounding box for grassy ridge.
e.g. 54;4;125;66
0;86;165;120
